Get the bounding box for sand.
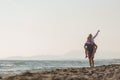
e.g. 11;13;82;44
1;64;120;80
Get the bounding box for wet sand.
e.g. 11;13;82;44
1;64;120;80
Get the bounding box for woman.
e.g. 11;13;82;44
84;30;100;67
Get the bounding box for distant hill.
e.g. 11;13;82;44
3;50;83;60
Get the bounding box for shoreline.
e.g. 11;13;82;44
1;64;120;80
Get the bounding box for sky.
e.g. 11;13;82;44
0;0;120;59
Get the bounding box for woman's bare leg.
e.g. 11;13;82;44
89;58;92;67
91;57;94;67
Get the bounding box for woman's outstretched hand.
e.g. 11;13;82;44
98;30;100;32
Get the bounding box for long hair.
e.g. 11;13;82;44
87;34;92;42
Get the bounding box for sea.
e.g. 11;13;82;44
0;59;120;77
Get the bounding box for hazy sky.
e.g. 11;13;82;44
0;0;120;59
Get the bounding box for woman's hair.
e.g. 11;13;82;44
87;34;92;41
88;34;92;38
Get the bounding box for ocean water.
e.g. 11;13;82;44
0;59;120;77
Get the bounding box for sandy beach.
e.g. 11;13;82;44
1;64;119;80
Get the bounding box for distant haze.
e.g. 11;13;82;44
0;0;120;59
